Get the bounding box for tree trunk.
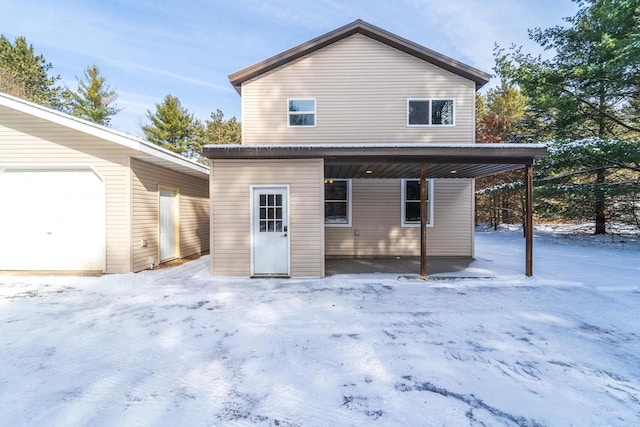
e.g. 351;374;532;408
492;192;498;230
594;83;608;235
595;168;607;234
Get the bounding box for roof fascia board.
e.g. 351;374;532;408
0;93;208;176
203;143;548;162
356;23;492;89
228;19;491;93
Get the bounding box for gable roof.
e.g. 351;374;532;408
229;19;492;94
0;92;208;178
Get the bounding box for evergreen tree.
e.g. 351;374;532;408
494;0;640;233
67;65;119;126
0;35;63;108
0;67;26;98
538;138;640;229
203;109;241;145
142;95;202;159
495;0;640;139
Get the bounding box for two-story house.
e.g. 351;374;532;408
204;20;546;278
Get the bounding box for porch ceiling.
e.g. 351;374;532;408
203;143;548;179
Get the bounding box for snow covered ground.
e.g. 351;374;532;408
1;227;639;426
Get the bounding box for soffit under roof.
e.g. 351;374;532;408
228;19;492;93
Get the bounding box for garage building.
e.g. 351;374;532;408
0;93;209;274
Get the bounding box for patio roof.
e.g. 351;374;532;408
203;143;547;179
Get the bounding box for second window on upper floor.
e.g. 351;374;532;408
288;98;316;127
407;99;454;126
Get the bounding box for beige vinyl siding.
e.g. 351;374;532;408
242;34;476;145
0;105;132;273
211;159;324;277
130;159;210;272
326;178;473;257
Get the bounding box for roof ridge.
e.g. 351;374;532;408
228;19;491;93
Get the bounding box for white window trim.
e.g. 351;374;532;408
401;178;434;227
287;98;316;128
324;178;352;227
406;98;455;127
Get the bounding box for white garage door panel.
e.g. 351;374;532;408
0;168;106;271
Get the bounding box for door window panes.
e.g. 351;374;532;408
259;192;284;232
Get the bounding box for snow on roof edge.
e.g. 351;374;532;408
204;142;548;149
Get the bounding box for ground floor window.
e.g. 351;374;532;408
324;179;351;226
401;179;434;227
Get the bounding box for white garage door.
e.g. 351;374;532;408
0;166;106;271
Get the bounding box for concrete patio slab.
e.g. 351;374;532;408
325;256;483;277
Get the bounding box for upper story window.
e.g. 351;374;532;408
288;98;316;127
324;179;351;227
401;179;434;227
407;99;454;126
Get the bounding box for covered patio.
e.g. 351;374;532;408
204;142;547;277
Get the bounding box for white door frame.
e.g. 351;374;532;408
158;186;179;263
250;185;291;277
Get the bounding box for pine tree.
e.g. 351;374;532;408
495;0;640;233
142;95;202;159
537;138;640;229
0;35;63;108
67;65;120;126
203;109;241;145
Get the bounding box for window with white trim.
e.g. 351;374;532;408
324;179;351;226
288;98;316;126
401;179;434;227
407;99;454;126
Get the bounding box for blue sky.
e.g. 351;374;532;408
1;0;579;136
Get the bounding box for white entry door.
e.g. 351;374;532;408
159;188;178;262
252;187;289;276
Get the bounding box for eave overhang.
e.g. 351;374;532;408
229;19;492;93
0;92;209;178
203;143;547;179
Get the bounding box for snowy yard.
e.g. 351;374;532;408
1;227;639;426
